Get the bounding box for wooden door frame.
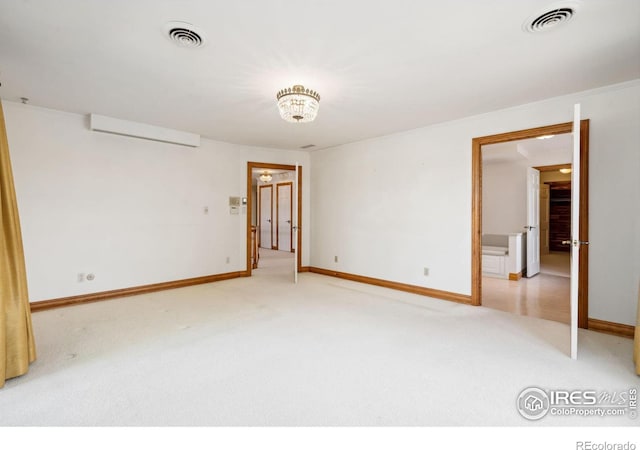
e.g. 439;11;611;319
246;162;302;275
276;181;294;252
471;120;590;328
258;184;273;249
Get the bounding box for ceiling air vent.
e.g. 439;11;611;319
524;2;580;33
300;144;316;149
164;21;206;48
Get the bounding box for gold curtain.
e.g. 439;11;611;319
635;282;639;375
0;101;36;388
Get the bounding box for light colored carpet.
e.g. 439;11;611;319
1;252;636;426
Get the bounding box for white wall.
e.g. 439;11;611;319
311;80;640;326
482;161;528;235
483;168;571;252
3;101;311;302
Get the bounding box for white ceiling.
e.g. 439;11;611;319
0;0;638;151
483;133;573;166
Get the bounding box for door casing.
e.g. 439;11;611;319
246;162;302;276
471;120;590;328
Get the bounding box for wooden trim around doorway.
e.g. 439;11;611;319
471;120;590;329
247;162;303;275
533;163;572;172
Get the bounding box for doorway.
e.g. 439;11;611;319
471;120;590;328
480;148;572;323
246;162;302;277
537;164;572;279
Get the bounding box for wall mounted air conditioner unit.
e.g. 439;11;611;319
89;114;200;147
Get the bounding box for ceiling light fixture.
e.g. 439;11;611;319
258;171;272;183
559;168;572;174
537;135;555;140
276;85;320;123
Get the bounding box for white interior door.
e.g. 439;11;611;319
293;163;299;284
259;185;272;249
276;182;292;251
525;167;541;277
570;104;581;360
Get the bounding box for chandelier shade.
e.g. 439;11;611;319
258;171;272;183
276;85;320;123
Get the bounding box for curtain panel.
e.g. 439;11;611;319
635;282;639;375
0;101;36;388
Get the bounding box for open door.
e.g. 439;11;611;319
293;163;299;284
259;185;273;249
569;104;583;360
276;182;293;251
525;167;541;277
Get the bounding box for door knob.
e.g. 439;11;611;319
562;240;590;246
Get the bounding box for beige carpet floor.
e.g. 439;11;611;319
1;250;637;428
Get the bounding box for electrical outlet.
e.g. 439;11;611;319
226;257;230;264
204;206;209;214
334;256;338;263
86;273;95;281
423;267;429;276
77;273;84;282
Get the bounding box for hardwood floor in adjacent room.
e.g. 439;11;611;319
482;273;570;324
482;251;571;324
540;251;570;278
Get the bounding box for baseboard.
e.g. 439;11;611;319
298;266;311;273
508;271;523;281
30;271;246;312
308;267;471;305
588;318;635;339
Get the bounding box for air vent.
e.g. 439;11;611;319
164;21;206;48
300;144;316;149
524;2;580;33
